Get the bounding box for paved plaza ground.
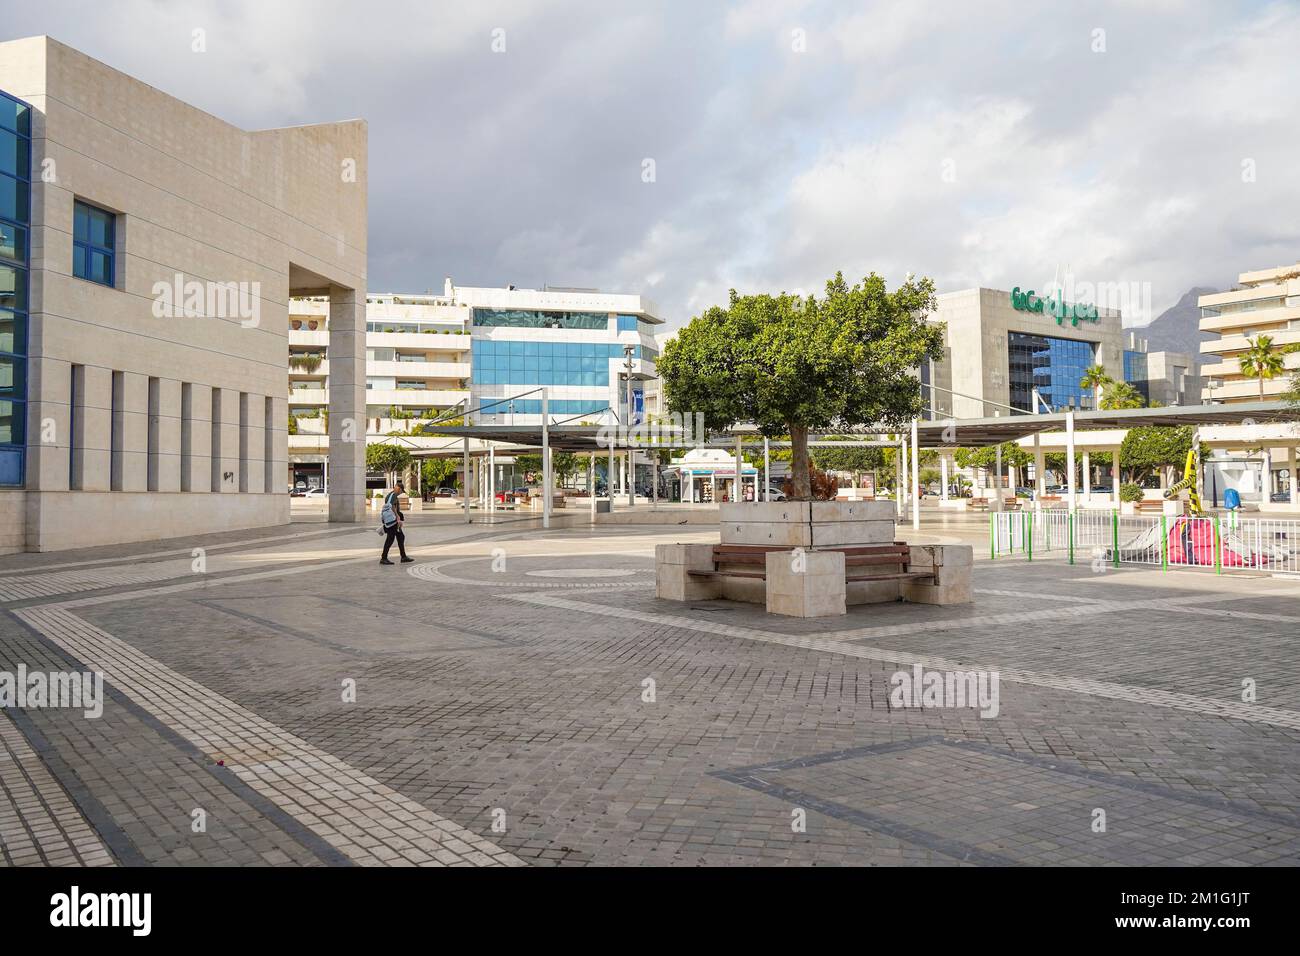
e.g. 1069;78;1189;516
1;505;1298;867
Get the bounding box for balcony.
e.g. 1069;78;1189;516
366;360;470;379
1200;376;1293;402
365;388;469;408
1201;327;1300;356
288;388;328;405
366;331;471;350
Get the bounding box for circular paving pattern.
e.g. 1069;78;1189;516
525;568;636;579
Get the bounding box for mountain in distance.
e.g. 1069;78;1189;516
1124;286;1218;357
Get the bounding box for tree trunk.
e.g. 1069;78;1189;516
789;423;811;499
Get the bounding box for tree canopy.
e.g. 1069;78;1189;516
656;272;944;497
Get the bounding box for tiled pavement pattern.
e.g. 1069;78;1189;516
2;515;1299;866
0;712;113;866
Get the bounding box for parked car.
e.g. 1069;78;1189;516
434;487;458;497
289;487;307;497
1270;491;1292;503
303;488;327;498
766;485;788;501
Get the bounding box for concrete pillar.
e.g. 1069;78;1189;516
266;396;286;497
1112;444;1121;507
26;358;71;492
238;391;266;494
1289;445;1299;509
211;387;240;494
71;366;112;492
1082;450;1092;498
182;383;212;492
152;378;182;493
940;455;949;503
328;285;367;522
1261;448;1273;504
1065;411;1076;510
1033;432;1045;498
112;371;149;492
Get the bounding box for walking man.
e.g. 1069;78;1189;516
380;480;413;565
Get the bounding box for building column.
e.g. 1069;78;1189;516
267;396;287;497
1065;412;1077;510
1260;447;1273;504
940;455;949;503
1082;450;1092;499
113;372;149;492
26;358;71;492
1112;444;1122;507
328;285;367;522
238;392;266;494
152;378;182;492
211;387;240;494
1289;445;1299;510
1033;432;1045;499
183;383;212;492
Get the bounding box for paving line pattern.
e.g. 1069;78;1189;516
0;710;114;867
13;605;523;867
508;590;1300;732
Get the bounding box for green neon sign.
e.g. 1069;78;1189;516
1010;287;1099;327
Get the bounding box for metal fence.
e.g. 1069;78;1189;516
990;509;1300;575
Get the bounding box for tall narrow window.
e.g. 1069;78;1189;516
147;376;160;492
180;382;192;492
110;371;124;491
210;388;222;492
0;88;31;486
238;391;249;493
68;364;78;488
263;396;275;494
73;200;116;287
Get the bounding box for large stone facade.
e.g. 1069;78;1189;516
0;36;367;551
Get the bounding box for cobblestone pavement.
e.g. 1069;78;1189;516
2;513;1299;866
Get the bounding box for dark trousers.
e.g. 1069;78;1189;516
382;525;407;560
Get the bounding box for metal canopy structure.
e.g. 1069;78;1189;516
910;400;1296;448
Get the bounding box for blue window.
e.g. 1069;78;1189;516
0;89;28;486
73;200;116;287
616;314;638;332
472;308;609;330
1008;332;1097;412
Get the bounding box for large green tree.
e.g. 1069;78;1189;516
656;272;944;498
1119;425;1198;485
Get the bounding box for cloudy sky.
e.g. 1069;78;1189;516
7;0;1299;326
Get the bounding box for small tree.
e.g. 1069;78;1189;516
552;452;581;488
1238;334;1299;400
1100;380;1146;410
1079;364;1111;409
421;457;456;491
657;272;944;499
366;443;412;488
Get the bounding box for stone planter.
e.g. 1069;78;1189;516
718;500;895;549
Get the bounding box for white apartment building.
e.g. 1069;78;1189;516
1196;262;1300;509
288;279;664;490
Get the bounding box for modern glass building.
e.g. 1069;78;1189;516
0;88;30;487
928;286;1126;419
1123;348;1150;403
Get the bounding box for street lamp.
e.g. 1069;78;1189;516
623;344;635;506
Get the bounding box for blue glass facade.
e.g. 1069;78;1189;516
0;90;30;486
477;397;609;417
471;339;643;387
1123;349;1150;403
1007;332;1097;412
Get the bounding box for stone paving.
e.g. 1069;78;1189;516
1;511;1299;866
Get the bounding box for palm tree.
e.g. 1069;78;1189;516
1079;364;1112;410
1237;335;1298;400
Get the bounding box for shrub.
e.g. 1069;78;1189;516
1119;482;1145;503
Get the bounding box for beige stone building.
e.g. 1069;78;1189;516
1199;262;1300;403
0;36;367;553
